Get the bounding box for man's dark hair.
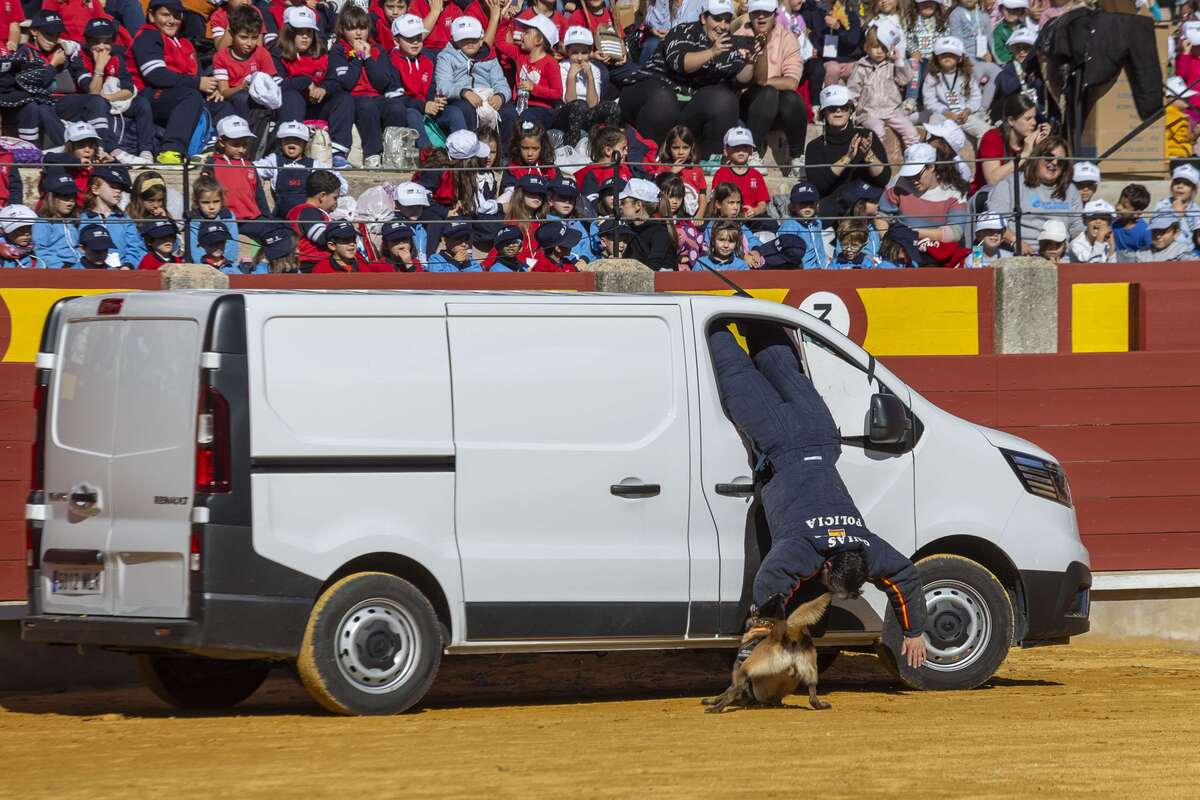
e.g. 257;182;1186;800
1119;183;1151;212
826;551;868;598
228;5;262;36
306;170;340;198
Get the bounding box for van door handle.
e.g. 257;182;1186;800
69;490;98;508
715;482;755;497
610;481;661;498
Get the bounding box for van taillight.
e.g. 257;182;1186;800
30;377;48;492
189;528;202;572
195;385;230;493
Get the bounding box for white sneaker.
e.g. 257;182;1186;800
112;149;150;165
790;156;805;177
138;150;153;163
364;154;382;169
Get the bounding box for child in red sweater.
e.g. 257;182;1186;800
494;15;563;131
389;13;447;150
214;6;280;122
203;115;273;244
711;127;771;223
136;218;183;269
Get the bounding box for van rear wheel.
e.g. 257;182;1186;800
876;554;1013;691
297;572;442;716
136;655;271;710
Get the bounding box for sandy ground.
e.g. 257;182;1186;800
1;641;1198;799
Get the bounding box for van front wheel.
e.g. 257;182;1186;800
297;572;442;715
876;554;1013;691
136;655;271;710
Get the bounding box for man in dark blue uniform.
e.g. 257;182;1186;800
709;324;928;669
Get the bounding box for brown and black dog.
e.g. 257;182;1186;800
701;592;833;713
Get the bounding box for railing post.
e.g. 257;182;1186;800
1012;153;1022;256
182;158;193;263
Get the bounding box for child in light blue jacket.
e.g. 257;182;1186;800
434;16;516;145
776;182;833;269
0;204;38;268
695;221;750;270
33;169;82;269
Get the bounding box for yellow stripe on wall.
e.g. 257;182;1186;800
857;286;979;355
1071;282;1130;353
0;288;117;363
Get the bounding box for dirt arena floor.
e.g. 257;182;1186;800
1;640;1198;799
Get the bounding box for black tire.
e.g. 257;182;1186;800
876;554;1013;691
816;648;839;675
136;655;271;710
296;572;442;716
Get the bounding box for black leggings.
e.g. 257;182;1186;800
619;81;740;159
741;85;808;160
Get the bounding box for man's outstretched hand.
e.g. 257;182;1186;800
901;635;927;669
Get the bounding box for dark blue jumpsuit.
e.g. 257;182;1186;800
709;327;927;638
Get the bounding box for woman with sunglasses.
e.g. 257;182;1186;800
619;0;759;159
802;83;892;220
986;134;1083;255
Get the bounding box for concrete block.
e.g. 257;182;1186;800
159;263;229;291
579;259;655;294
993;256;1058;354
1086;590;1200;643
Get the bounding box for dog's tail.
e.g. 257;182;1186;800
785;592;832;640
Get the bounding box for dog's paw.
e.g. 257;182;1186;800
704;704;726;714
810;698;832;710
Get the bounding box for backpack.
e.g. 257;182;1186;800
187;107;214;158
757;234;808;270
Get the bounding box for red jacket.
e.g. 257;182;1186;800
494;43;561;109
279;53;328;85
565;5;615;34
423;0;488;52
138;251;182;270
131;25;199;91
206;155;266;221
530;252;579;272
390;51;434;100
287;202;331;266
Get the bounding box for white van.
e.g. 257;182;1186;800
22;290;1090;715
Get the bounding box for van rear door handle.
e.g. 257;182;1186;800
610;481;661;498
715;482;755;497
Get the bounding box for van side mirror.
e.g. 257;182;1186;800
869;394;910;445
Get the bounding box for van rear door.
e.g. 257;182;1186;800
39;293;212;618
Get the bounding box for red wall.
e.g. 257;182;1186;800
0;362;31;600
886;351;1200;572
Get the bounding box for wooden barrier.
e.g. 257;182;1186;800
886;351;1200;572
1056;262;1200;353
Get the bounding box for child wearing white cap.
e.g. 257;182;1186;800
558;26;612;146
435;5;517;146
713;127;771;222
992;0;1029;65
922;36;990;140
620;177;678;271
1151;163;1200;238
989;26;1042;121
1069;199;1117;263
204;115;275;245
1036;219;1068;262
847;21;919;147
1070;161;1100;205
254;120;346;219
0;205;38;269
970;212;1013;267
388;14;450;151
495;11;564;129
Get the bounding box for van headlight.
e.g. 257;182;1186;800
1001;450;1073;508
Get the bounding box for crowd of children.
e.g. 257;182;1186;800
0;0;1196;270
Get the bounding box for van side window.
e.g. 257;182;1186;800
799;330;882;438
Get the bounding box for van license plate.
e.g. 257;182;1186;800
51;570;103;595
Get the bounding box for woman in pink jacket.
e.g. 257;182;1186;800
740;0;809;172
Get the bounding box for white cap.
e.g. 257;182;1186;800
395;181;430;207
1007;26;1037;47
282;5;318;30
1083;199;1116;216
819;84;853;110
451;15;484;41
64;120;99;143
392;13;426;39
445;129;490;160
620;177;660;204
975;212;1004;233
747;0;777;12
0;203;36;234
1071;161;1100;184
562;25;593;48
517;15;559;47
1166;75;1198;100
932;36;964;57
724;126;755;148
703;0;735;15
999;0;1028;9
870;19;903;51
1038;219;1068;242
898;142;937;177
216;115;255;139
924;118;965;152
1183;20;1200;47
276;120;310;141
1172;163;1200;185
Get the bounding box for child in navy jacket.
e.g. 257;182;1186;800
327;5;407;169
